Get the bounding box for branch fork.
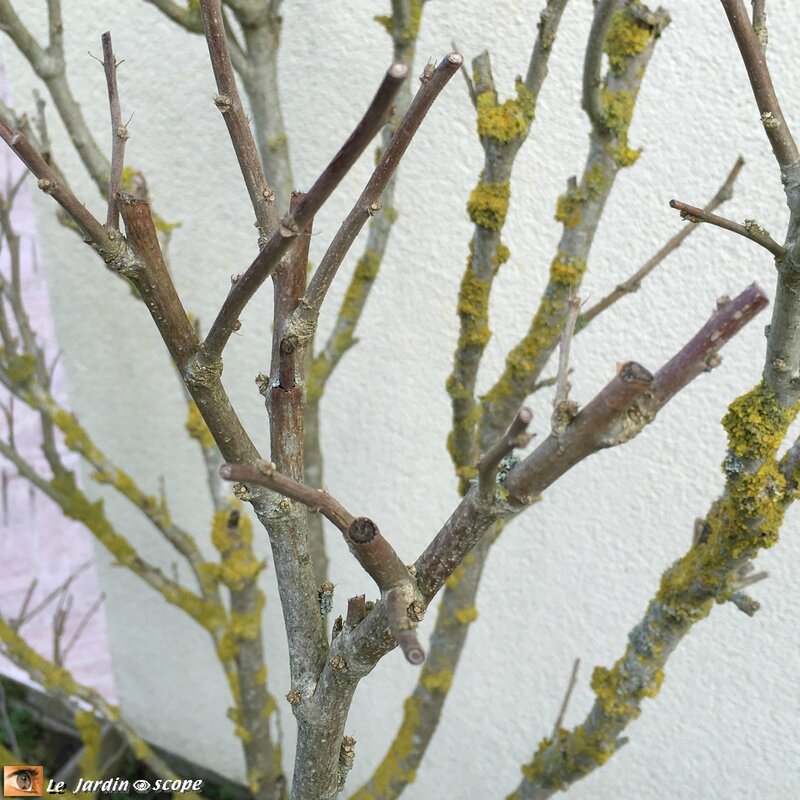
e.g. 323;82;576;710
220;461;426;664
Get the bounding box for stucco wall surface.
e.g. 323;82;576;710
2;1;799;797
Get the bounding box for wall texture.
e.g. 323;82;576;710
3;1;799;797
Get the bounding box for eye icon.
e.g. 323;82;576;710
3;765;43;796
132;779;152;793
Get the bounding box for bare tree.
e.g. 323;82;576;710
0;1;795;799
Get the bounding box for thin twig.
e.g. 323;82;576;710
582;0;617;129
198;0;277;240
552;658;580;740
101;32;126;230
551;291;580;433
751;0;768;50
202;61;409;359
12;578;37;630
579;157;745;329
525;0;570;99
0;679;21;759
221;460;355;532
220;461;423;664
0;118;114;252
289;54;462;344
477;407;533;498
668;199;786;258
721;0;799;167
61;594;105;664
452;41;477;108
18;562;90;628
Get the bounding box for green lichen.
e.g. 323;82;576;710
476;80;535;144
467;180;510;230
605;9;652;73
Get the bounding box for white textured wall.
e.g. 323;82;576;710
4;1;800;797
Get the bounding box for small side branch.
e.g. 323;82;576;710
288;54;462;343
524;0;570;99
551;292;580;433
552;658;581;739
579;157;745;329
751;0;768;49
0;118;113;252
669;199;786;258
721;0;798;168
203;61;409;358
221;460;354;531
477;407;533;498
582;0;617;130
220;462;424;663
101;32;126;230
198;0;277;240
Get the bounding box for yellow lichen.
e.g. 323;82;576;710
601;87;640;167
467;181;510;230
307;250;382;403
475;80;535;144
52;409;104;462
186;400;215;450
3;351;36;385
723;381;796;461
350;696;420;799
220;549;264;590
453;606;478;625
75;710;102;778
605;9;652;73
420;668;454;693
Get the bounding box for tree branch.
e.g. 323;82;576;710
751;0;768;49
0;614;208;800
578;156;745;329
201;61;409;359
199;0;278;241
720;0;798;168
101;32;127;231
286;53;462;346
669;198;786;258
524;0;570;99
481;3;670;452
0;117;114;253
582;0;617;130
551;291;580;433
477;407;533;498
220;461;424;663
